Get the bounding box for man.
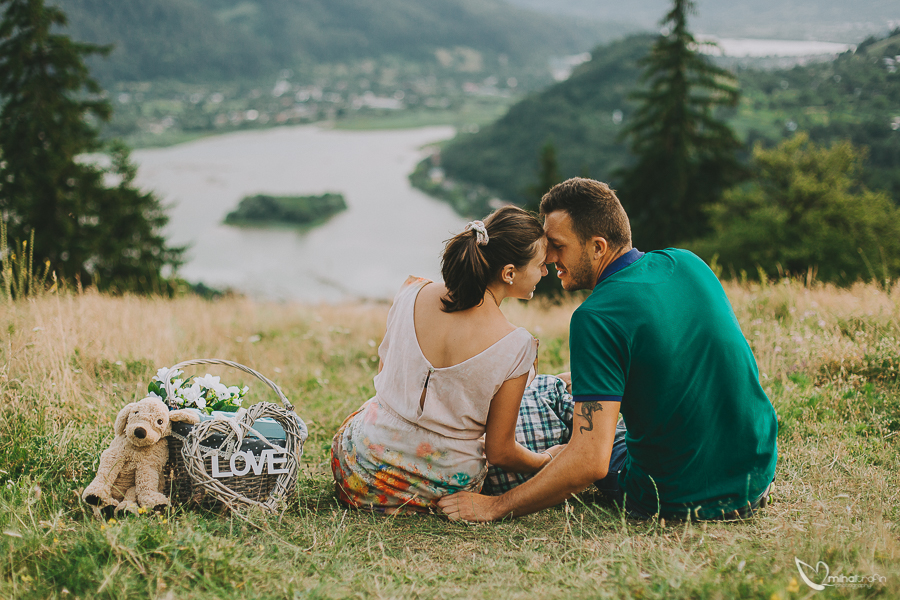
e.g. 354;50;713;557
438;177;777;521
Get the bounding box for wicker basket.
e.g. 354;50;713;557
163;359;308;512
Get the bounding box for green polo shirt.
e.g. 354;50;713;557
570;249;777;519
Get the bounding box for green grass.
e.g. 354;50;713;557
0;283;898;598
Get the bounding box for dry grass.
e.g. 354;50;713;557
0;280;898;599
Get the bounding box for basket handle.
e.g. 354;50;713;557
163;358;294;413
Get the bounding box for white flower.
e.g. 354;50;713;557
181;382;203;406
194;374;221;390
211;382;229;397
227;386;240;397
148;391;162;400
233;396;243;406
196;396;206;410
241;386;249;395
153;367;182;382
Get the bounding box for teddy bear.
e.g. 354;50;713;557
82;396;200;514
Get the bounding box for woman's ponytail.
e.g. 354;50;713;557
440;206;543;312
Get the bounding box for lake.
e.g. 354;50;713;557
697;37;854;57
132;125;465;303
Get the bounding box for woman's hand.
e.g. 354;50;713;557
555;372;572;393
544;444;566;459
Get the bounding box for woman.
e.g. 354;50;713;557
331;206;570;513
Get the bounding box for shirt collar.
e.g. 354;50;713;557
595;248;644;286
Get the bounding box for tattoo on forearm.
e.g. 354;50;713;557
578;401;603;434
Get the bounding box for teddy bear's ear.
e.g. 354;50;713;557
114;403;136;437
169;409;201;426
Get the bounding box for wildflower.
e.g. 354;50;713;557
108;518;117;525
787;578;800;593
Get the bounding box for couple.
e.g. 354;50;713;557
331;178;778;522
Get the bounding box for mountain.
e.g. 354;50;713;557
506;0;900;42
49;0;620;83
435;35;651;208
433;32;900;211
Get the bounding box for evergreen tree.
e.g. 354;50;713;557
525;140;563;296
0;0;182;292
616;0;743;250
524;140;561;212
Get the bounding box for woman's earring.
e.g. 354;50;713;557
508;279;513;285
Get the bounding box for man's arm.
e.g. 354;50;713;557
437;399;620;521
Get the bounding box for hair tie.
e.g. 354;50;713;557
465;220;489;246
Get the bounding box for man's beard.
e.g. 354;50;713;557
565;246;595;291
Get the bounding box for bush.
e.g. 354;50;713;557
687;133;900;285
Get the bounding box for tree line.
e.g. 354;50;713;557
0;0;182;295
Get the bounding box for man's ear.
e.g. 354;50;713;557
591;237;609;259
114;403;135;437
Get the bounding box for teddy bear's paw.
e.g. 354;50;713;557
139;492;170;511
82;485;115;507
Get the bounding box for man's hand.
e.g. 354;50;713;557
439;399;620;523
438;492;504;522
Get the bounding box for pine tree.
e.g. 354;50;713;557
525;140;563;296
0;0;182;292
616;0;744;250
524;141;561;213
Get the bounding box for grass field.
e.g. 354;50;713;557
1;279;898;599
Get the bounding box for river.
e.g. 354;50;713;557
132;125;464;303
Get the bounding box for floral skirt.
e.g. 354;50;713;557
330;375;576;512
330;399;487;514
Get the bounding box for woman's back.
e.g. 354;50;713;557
413;281;516;370
373;277;536;440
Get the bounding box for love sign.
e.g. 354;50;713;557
211;449;290;478
181;401;307;512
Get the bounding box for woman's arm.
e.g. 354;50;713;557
483;372;551;473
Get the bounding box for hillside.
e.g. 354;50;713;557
431;32;900;213
432;35;651;212
50;0;617;83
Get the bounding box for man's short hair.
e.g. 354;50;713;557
539;178;632;248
